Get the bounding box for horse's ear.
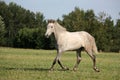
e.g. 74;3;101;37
48;19;55;23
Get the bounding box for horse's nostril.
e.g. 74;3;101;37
45;34;49;38
45;33;47;37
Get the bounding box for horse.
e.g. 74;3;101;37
45;19;100;72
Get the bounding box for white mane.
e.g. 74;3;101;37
54;22;66;32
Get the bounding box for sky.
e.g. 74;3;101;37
3;0;120;23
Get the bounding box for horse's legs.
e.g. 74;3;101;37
58;59;69;70
50;50;68;70
73;49;82;71
86;49;100;72
50;58;56;70
50;52;61;70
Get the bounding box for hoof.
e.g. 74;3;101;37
63;67;69;70
49;68;54;72
93;67;100;72
73;68;77;71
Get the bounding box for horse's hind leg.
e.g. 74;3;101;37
73;49;82;71
86;49;100;72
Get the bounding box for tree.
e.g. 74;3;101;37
0;1;56;49
0;15;6;46
62;7;86;31
110;19;120;52
0;1;119;52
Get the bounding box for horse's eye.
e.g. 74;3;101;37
51;26;53;28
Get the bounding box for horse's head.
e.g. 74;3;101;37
45;19;55;38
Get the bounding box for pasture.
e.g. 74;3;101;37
0;47;119;80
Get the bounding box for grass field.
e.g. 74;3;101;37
0;47;120;80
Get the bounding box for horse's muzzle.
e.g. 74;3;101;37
45;33;49;38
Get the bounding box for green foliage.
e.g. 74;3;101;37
0;48;120;80
15;28;38;48
62;7;86;31
14;27;46;49
0;1;48;49
0;15;6;46
110;19;120;52
0;1;119;52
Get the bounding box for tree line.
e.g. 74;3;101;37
0;1;120;52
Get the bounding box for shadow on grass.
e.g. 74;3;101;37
0;67;50;71
0;67;71;72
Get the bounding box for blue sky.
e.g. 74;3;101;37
4;0;120;22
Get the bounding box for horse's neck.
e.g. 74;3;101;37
54;23;67;41
55;22;66;31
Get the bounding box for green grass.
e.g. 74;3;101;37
0;47;120;80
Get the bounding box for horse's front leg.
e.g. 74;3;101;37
58;59;69;70
50;58;57;71
50;49;61;70
50;50;69;71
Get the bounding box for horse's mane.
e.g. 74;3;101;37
48;19;66;32
54;21;66;32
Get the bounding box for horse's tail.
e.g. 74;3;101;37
92;40;99;54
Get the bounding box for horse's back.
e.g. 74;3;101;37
78;31;95;41
66;31;95;46
78;31;93;38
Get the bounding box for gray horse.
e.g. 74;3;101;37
45;19;100;72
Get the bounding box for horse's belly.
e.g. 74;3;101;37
66;41;83;50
